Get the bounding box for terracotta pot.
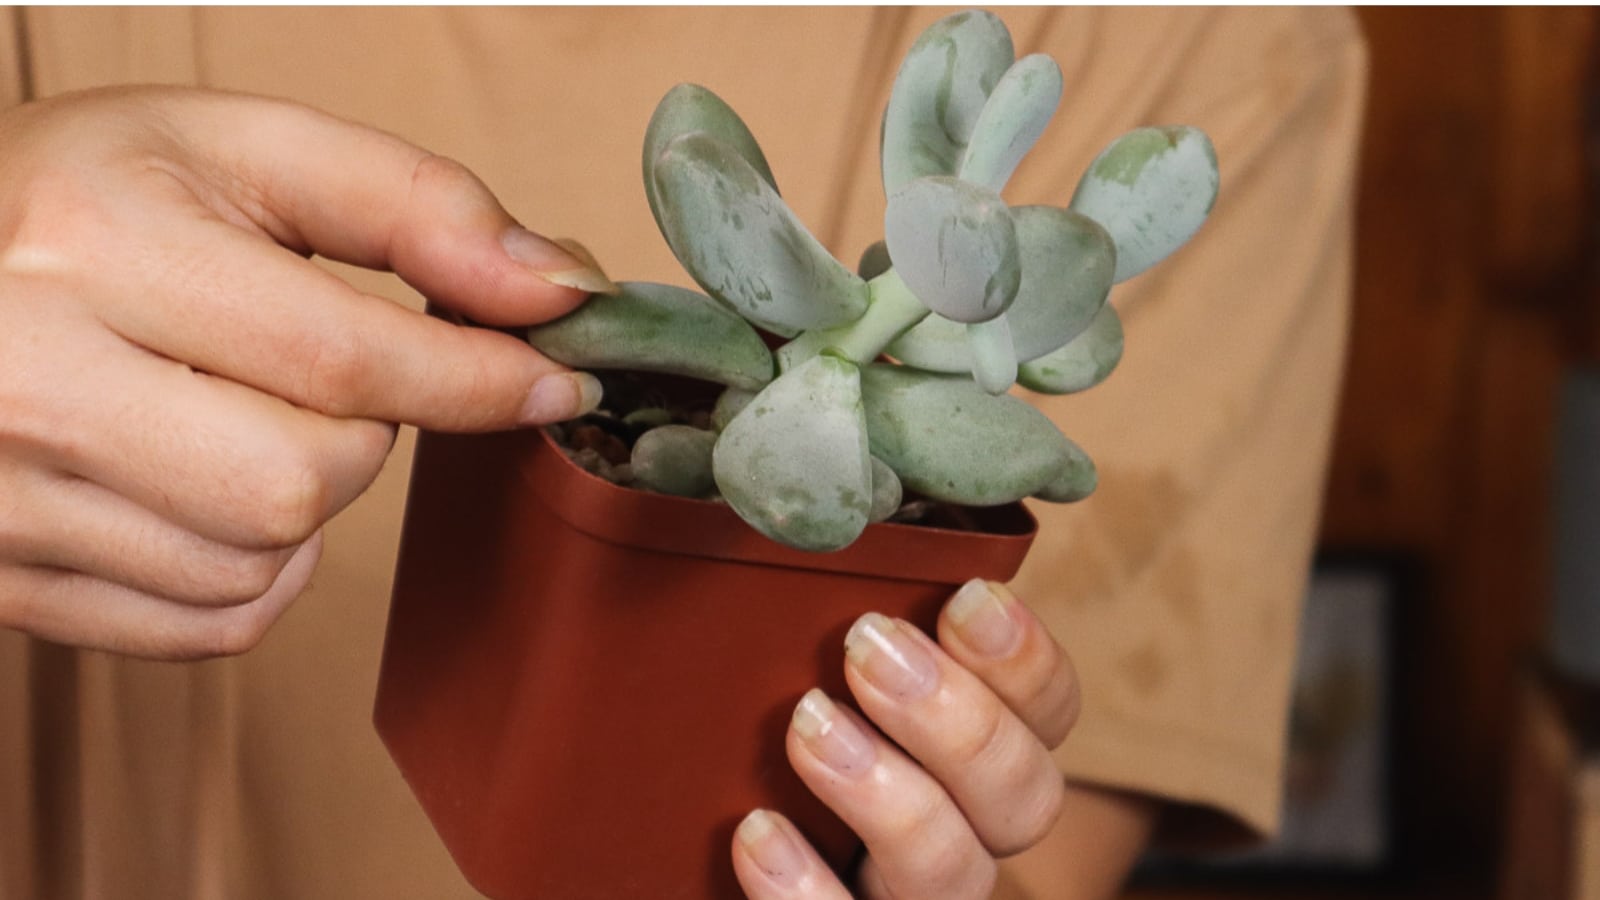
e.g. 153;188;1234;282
375;425;1036;899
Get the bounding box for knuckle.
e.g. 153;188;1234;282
194;547;290;606
195;613;271;658
245;461;327;548
297;329;371;417
945;694;1011;771
987;770;1065;858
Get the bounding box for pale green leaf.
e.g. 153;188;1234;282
527;281;774;391
654;133;869;336
713;355;872;551
1069;126;1219;282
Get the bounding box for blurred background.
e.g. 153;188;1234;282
1126;8;1600;900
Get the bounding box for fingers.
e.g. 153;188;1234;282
937;579;1081;748
95;215;599;431
168;89;604;325
731;810;853;900
763;580;1078;899
34;346;393;549
2;468;299;607
786;691;998;899
0;531;322;660
840;609;1066;860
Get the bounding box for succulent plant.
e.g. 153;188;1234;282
529;9;1219;552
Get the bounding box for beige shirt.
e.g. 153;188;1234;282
0;8;1367;898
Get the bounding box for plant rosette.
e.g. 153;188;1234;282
376;9;1218;898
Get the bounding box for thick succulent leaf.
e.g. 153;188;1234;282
967;315;1017;395
654;133;869;336
631;425;718;497
713;355;872;552
527;281;774;391
643;84;778;252
887;206;1114;371
1033;437;1097;502
868;456;903;523
1017;302;1124;394
886;175;1020;324
711;386;758;432
860;363;1069;505
857;240;893;281
1069;126;1219;283
881;9;1015;195
958;54;1063;192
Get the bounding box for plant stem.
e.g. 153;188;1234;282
776;269;929;371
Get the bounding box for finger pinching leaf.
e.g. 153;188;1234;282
653;133;869;337
881;9;1015;194
1017;302;1124;395
1069;126;1219;283
528;281;774;391
713;354;872;552
887;205;1113;372
958;54;1064;192
885;175;1020;324
859;363;1070;505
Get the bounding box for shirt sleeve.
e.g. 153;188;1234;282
1003;7;1370;845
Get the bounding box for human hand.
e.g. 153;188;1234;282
0;86;609;659
732;579;1080;898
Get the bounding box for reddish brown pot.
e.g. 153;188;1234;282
375;425;1036;899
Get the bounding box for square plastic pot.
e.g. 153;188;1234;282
375;425;1036;899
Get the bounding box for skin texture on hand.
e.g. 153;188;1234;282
0;86;608;660
730;579;1139;899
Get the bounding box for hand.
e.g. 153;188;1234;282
0;86;608;659
732;579;1080;898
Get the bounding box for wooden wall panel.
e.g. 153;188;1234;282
1319;7;1595;886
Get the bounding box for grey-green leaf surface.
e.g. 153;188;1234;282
857;240;893;281
860;363;1069;505
869;456;903;523
958;53;1063;192
527;281;774;391
643;84;778;256
631;425;718;497
711;386;758;432
887;206;1114;371
1016;302;1124;394
653;133;869;336
966;315;1017;395
881;9;1015;195
885;175;1020;324
1033;437;1097;502
1069;126;1219;283
713;355;872;552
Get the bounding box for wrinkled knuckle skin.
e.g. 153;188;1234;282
193;548;288;607
245;464;327;549
988;772;1066;859
196;618;266;659
946;696;1009;771
297;330;370;418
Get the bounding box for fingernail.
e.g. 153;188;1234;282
735;810;805;888
844;612;938;700
519;371;603;425
501;227;618;294
791;689;875;776
947;578;1021;658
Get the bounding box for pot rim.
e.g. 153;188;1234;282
519;427;1037;584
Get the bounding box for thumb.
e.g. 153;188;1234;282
180;90;614;326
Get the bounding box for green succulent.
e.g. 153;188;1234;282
528;8;1219;552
